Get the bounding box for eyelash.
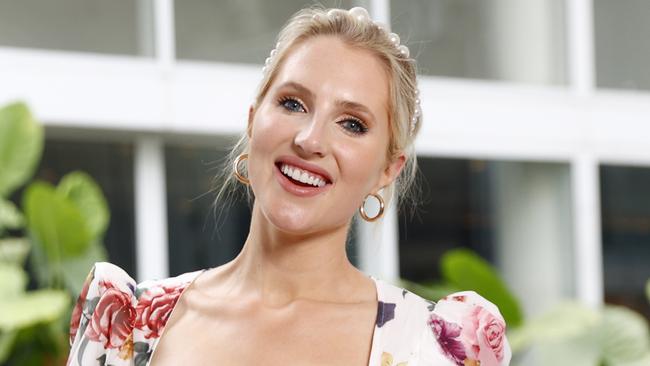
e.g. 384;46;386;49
338;118;368;135
278;96;306;113
277;96;369;135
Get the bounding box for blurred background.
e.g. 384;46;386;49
1;0;649;365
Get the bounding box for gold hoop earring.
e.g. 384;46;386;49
359;192;385;222
233;153;250;185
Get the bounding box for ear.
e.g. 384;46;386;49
375;152;406;192
247;105;255;138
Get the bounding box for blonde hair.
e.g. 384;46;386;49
214;6;422;217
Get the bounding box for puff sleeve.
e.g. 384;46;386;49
416;291;512;366
66;262;137;366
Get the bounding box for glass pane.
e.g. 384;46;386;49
175;0;353;63
165;143;250;276
594;0;650;91
601;165;650;320
346;225;359;268
399;159;497;281
0;0;153;56
12;138;137;276
399;158;574;314
391;0;566;84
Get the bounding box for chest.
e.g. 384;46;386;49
148;295;378;366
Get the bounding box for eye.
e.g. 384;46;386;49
278;97;306;113
338;118;369;135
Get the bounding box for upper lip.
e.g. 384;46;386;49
276;155;333;183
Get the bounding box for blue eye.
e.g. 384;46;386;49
279;97;306;113
338;118;368;135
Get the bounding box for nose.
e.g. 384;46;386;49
293;114;329;157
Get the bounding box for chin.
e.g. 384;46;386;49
264;206;320;235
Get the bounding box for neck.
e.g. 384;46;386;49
218;203;367;307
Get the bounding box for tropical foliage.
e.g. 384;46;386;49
0;102;109;365
401;248;650;366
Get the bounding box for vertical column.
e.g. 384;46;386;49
134;136;169;281
153;0;175;124
356;0;400;282
154;0;176;70
567;0;595;95
492;162;575;316
567;0;602;307
133;0;176;281
572;155;603;307
370;0;390;27
480;0;565;84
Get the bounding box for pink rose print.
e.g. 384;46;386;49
85;280;136;349
135;283;188;339
461;306;507;366
431;291;510;366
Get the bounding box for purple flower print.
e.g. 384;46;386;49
376;301;396;327
428;313;467;365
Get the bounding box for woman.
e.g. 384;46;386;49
67;6;511;366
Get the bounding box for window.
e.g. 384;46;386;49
0;0;153;56
601;165;650;319
399;158;495;281
165;143;249;275
594;0;650;91
391;0;566;85
175;0;353;63
399;158;574;314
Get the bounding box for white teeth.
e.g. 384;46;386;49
279;163;328;188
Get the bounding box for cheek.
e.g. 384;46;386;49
336;141;385;194
251;108;282;146
248;108;291;168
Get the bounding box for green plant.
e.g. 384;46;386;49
400;248;524;328
401;247;650;366
24;173;109;294
0;102;109;365
509;301;650;366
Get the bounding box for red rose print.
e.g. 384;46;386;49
135;283;188;339
69;269;94;345
85;280;136;349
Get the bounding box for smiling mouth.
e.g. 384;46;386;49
275;162;331;188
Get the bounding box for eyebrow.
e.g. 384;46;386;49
276;81;377;122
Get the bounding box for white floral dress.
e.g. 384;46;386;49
67;262;511;366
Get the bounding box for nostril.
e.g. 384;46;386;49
294;132;326;156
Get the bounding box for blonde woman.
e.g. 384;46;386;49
67;7;510;366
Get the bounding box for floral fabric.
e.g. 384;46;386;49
67;262;511;366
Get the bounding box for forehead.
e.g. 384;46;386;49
272;36;390;120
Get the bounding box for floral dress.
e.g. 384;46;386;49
67;262;511;366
